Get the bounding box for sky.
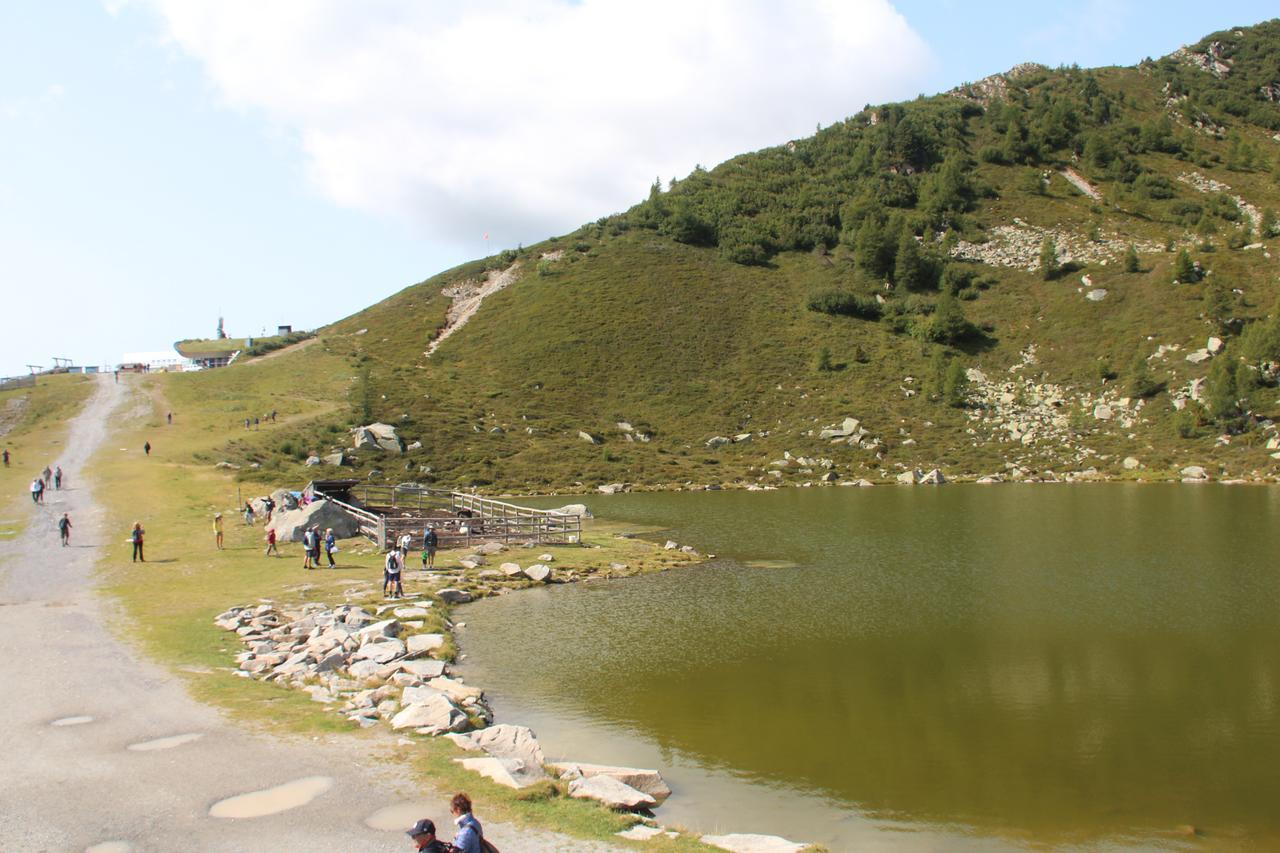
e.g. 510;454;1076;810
1;1;1276;375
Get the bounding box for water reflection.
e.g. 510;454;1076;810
462;485;1280;847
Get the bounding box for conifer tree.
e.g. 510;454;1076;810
1040;237;1059;280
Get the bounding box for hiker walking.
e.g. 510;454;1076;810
166;411;172;425
398;531;413;560
214;513;224;550
263;496;275;523
42;465;52;488
3;448;10;466
422;526;438;569
265;527;279;557
130;522;145;562
30;478;43;504
54;466;63;489
384;548;403;598
270;410;277;423
143;441;151;456
449;793;486;853
244;502;255;526
58;513;71;546
324;528;337;567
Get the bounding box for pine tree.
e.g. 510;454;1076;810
1174;248;1197;283
1261;208;1278;239
1123;245;1140;273
1127;353;1160;398
1039;237;1059;280
1205;358;1240;424
894;228;926;291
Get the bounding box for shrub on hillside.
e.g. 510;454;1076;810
807;290;883;320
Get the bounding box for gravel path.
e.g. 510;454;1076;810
0;375;617;853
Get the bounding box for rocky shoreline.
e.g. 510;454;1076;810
214;538;811;852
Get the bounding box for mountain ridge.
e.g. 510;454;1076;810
196;19;1280;491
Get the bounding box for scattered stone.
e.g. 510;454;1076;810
1085;289;1108;302
352;422;406;454
456;756;544;789
499;562;523;577
435;589;473;604
469;724;546;769
578;431;602;445
523;564;552;583
1181;465;1210;482
406;633;446;656
1123;457;1141;470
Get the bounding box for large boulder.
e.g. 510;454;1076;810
523;564;552;583
268;499;359;543
568;775;655;811
352;422;406;454
389;694;469;733
549;762;670;805
470;724;545;770
270;488;299;510
548;504;592;519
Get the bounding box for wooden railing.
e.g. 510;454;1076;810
312;482;581;549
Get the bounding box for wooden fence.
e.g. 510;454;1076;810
0;375;36;391
310;482;581;550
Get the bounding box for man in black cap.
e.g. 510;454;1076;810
407;818;450;852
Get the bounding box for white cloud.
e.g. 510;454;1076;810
135;0;933;247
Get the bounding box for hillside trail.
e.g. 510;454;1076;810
0;374;616;853
1059;168;1102;200
424;262;523;358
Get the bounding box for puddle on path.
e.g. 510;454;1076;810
127;732;204;752
364;801;444;831
85;842;132;853
51;715;94;727
209;776;334;819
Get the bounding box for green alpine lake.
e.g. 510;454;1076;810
457;485;1280;850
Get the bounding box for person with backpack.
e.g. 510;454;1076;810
244;502;255;526
130;522;145;562
143;441;151;456
265;526;279;557
42;465;52;488
54;466;63;489
421;526;438;569
449;793;494;853
406;818;450;852
58;513;72;547
301;527;316;569
30;478;43;504
384;548;403;599
2;448;9;467
324;528;337;567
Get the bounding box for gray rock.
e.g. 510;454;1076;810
568;775;656;810
268;499;359;543
389;694;469;733
475;542;507;555
705;436;731;448
549;762;670;805
322;451;347;466
435;589;473;604
401;684;445;705
397;658;447;679
470;724;546;769
1123;457;1141;470
406;633;446;656
455;756;544;789
500;562;523;577
578;431;602;445
1085;288;1108;301
1181;465;1209;481
548;504;591;518
304;456;321;467
918;468;946;485
358;619;402;641
352;422;406;454
523;564;551;583
351;639;405;664
701;833;807;853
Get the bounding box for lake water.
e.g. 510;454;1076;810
457;485;1280;850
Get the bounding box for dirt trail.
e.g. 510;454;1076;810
1059;168;1102;200
425;263;522;358
0;374;615;852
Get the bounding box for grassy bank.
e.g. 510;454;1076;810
86;374;722;849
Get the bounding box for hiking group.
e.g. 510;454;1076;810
407;793;495;853
29;462;64;504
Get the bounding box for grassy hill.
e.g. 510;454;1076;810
173;20;1280;491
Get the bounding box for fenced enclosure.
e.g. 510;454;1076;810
307;480;582;550
0;375;36;392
